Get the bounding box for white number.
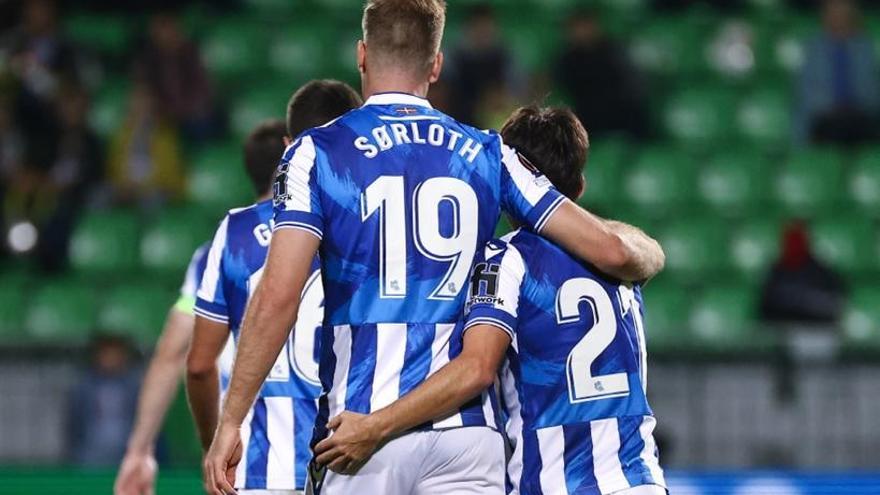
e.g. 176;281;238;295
555;278;630;403
361;176;407;298
362;176;479;300
247;267;322;385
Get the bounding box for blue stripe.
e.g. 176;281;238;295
294;398;317;490
564;422;598;495
273;210;324;238
344;326;377;413
619;416;656;488
534;194;566;232
398;324;434;396
245;399;269;489
312;328;336;448
526;190;565;231
194;299;229;321
521;428;543;495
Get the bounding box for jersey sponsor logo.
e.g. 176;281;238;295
273;162;291;207
468;262;503;306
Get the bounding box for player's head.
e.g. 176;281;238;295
286;79;363;139
244;119;288;196
358;0;446;92
500;106;589;201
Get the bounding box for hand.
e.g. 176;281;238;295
314;412;386;474
114;451;158;495
203;422;243;495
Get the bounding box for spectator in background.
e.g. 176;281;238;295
759;222;846;325
68;334;141;467
106;80;185;207
795;0;880;145
444;3;524;126
554;10;649;140
3;0;84;143
134;10;222;141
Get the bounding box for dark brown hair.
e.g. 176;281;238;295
500;106;589;200
286;79;363;139
243;119;287;196
362;0;446;75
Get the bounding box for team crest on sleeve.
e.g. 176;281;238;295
517;152;552;187
273;161;291;207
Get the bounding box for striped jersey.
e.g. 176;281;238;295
272;92;565;436
195;200;322;491
461;229;665;495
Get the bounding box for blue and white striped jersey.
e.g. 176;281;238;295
176;242;210;314
272;92;565;435
195;200;322;491
462;229;665;495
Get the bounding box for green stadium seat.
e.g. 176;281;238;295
0;286;27;342
64;14;132;58
730;220;782;280
188;143;253;209
689;286;771;351
774;149;842;217
69;210;140;275
843;286;880;349
754;14;816;74
269;29;329;80
640;281;692;353
849;148;880;215
201;20;270;84
623;146;695;215
628;18;706;77
698;150;770;217
663;88;737;147
99;284;175;346
141;209;218;274
89;79;129;138
230;84;293;137
811;215;876;275
25;282;97;342
736;89;791;147
658;218;730;281
579;140;626;210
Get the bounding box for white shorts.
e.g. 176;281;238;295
611;485;667;495
306;426;505;495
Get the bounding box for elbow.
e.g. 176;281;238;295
601;233;634;273
465;360;498;395
185;354;216;381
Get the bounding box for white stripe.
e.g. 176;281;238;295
193;307;229;324
464;317;514;340
430;324;463;428
273;221;323;240
370;324;408;411
328;325;353;419
500;359;523;493
534;195;566;233
378;115;442;121
179;245;207;298
638;417;666;487
265;396;296;489
481;389;496;429
500;142;549;205
363;93;433;108
591;417;630;493
537;426;567;494
284;136;317;213
496;244;526;317
235;407;254;489
196;216;229;303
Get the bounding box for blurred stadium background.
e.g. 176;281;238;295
2;0;880;493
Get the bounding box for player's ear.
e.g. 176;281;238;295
428;51;443;84
577;174;587;201
357;40;367;74
283;135;292;146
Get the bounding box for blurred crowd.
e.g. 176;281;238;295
0;0;876;466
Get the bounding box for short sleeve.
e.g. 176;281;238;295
175;243;210;315
273;135;324;240
463;238;528;340
499;141;566;233
194;216;230;324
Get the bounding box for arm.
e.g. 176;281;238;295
541;201;664;282
314;326;510;472
114;307;193;495
185;316;230;452
203;229;319;494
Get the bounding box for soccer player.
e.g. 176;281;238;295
114;241;215;495
316;106;667;495
204;1;663;494
186;81;363;495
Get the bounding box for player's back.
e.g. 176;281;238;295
273;93;564;429
195;199;322;490
483;229;665;495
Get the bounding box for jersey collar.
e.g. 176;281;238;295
363;92;433;109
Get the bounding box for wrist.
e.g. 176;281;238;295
125;441;155;457
367;410;395;440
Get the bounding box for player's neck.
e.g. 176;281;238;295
363;73;430;100
256;192;272;203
